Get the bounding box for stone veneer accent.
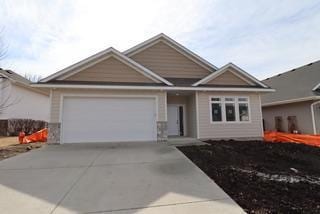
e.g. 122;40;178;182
157;121;168;142
48;123;61;144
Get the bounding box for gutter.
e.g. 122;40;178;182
262;96;320;107
31;84;275;93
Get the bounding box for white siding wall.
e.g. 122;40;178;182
50;89;166;123
197;91;263;139
0;82;49;121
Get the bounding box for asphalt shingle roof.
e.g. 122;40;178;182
262;60;320;104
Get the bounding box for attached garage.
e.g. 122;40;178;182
61;96;157;143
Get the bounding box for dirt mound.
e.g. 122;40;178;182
179;140;320;213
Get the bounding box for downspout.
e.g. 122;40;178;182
310;100;320;134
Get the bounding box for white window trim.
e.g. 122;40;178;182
209;96;251;124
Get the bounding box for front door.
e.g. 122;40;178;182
168;105;180;136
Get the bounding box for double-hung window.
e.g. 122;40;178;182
238;97;249;122
225;98;236;122
210;97;250;123
211;98;222;122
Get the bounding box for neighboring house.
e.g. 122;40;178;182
262;60;320;134
0;69;49;121
34;33;273;144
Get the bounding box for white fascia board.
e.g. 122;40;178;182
262;96;320;107
229;63;269;88
123;34;163;55
40;47;114;82
32;83;275;92
124;33;219;71
0;73;49;95
192;63;233;86
312;82;320;91
40;47;173;86
15;82;50;96
111;49;173;86
0;73;17;83
193;63;269;88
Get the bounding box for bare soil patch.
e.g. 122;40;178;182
0;143;43;161
178;140;320;213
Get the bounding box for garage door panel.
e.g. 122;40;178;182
61;97;156;143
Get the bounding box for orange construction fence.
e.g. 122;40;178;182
264;131;320;147
19;128;48;144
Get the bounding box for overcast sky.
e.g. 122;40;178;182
1;0;320;80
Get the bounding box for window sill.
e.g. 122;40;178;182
210;121;251;124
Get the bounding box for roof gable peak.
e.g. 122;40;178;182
192;63;268;88
124;33;218;72
40;47;173;86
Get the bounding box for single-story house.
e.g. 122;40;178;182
34;33;273;144
0;69;49;121
262;60;320;134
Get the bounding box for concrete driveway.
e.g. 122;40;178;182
0;142;244;214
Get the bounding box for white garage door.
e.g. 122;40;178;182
61;97;157;143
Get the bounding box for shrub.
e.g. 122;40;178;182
0;119;48;136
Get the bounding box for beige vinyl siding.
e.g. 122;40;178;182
130;41;212;78
65;56;154;83
50;89;61;123
50;89;166;123
197;92;263;139
167;95;187;104
205;69;255;86
262;101;314;134
187;94;197;138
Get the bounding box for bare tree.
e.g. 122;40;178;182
0;30;18;114
0;28;7;65
0;76;20;114
0;42;5;62
24;73;42;82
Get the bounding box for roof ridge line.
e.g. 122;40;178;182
264;59;320;81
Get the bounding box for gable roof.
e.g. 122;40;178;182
192;63;268;88
40;47;173;86
0;69;49;96
37;34;274;92
0;69;31;85
262;60;320;106
124;33;218;72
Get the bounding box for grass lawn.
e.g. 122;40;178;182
178;140;320;213
0;137;19;147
